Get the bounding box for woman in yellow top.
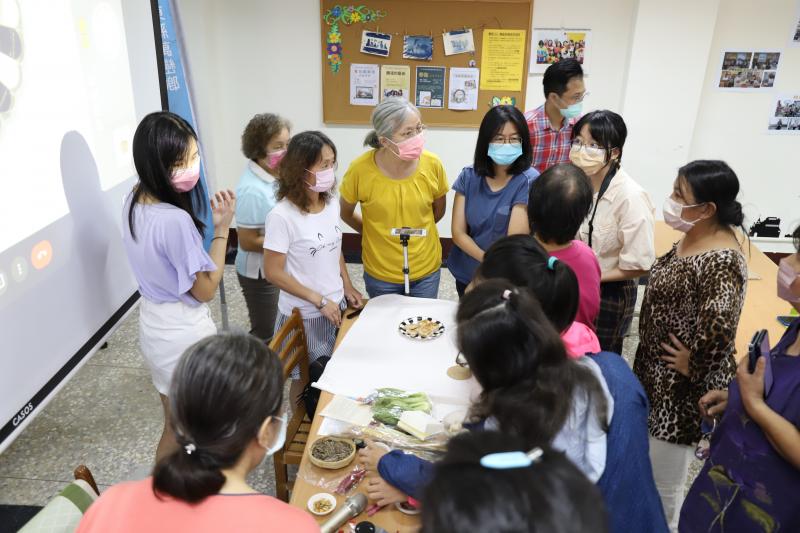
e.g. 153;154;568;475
340;98;449;298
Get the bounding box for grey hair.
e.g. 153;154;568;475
363;98;420;148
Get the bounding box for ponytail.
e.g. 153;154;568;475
458;280;608;448
150;333;284;503
152;447;225;503
363;130;381;148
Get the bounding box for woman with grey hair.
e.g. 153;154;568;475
340;98;448;298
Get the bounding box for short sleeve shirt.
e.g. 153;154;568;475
446;165;539;284
235;161;279;278
76;477;319;533
550;240;602;329
263;198;344;318
122;194;216;307
525;104;578;173
578;167;656;274
339;150;449;283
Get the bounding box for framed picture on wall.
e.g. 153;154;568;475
529;28;590;75
715;50;781;92
791;0;800;47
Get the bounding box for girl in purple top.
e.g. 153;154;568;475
122;112;235;462
679;224;800;533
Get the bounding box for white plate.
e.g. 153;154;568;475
398;316;445;341
307;492;337;516
396;501;422;515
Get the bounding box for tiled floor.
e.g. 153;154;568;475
0;265;698;509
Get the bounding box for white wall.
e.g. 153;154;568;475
176;0;639;237
690;0;800;234
176;0;800;238
621;0;721;212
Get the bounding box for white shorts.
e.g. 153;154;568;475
138;298;217;395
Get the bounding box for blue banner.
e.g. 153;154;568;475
157;0;214;250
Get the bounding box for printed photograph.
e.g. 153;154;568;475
403;35;433;61
751;51;780;70
721;51;752;69
767;95;800;133
443;29;475;56
761;70;776;88
733;69;763;89
361;31;391;57
718;69;737;88
355;86;374;99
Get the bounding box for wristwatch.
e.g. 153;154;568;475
317;296;329;309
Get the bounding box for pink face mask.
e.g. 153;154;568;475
305;167;336;193
266;149;286;170
386;131;425;161
171;159;201;192
778;259;800;302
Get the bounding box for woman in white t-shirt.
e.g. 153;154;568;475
263;131;362;400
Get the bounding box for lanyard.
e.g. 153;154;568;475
587;164;618;248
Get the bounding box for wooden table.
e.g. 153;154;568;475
289;306;421;532
654;221;790;359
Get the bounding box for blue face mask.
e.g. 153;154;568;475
488;143;523;166
559;101;583;119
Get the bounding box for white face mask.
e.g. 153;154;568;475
663;197;704;233
264;415;287;457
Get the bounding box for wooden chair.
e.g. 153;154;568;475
268;308;313;502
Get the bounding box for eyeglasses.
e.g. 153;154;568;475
491;135;523;145
398;123;427;140
570;139;605;156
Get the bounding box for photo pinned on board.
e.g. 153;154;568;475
360;31;392;57
403;35;433;61
442;29;475;56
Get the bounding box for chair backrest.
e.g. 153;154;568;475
269;308;310;384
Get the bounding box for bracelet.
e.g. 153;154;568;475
212;236;227;242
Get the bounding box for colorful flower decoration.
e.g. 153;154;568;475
323;5;387;73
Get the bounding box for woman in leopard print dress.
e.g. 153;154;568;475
633;161;747;532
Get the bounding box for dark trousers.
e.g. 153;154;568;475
596;279;638;354
237;273;279;342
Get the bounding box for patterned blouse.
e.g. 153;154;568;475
633;245;747;445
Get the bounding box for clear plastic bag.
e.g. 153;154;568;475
300;463;367;495
365;387;433;426
333;422;447;461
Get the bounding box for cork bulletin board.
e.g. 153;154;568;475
320;0;534;128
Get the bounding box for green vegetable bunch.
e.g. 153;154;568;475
371;388;433;426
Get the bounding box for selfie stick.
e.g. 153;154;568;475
390;227;427;295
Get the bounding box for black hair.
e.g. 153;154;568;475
542;58;584;99
456;279;608;448
473;105;532;178
477;235;579;332
794;224;800;253
128;111;206;241
528;164;593;245
572;109;627;168
152;333;284;503
421;431;608;533
677;160;745;231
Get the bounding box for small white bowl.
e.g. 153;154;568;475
395;501;421;515
307;492;337;516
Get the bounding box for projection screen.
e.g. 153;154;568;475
0;0;163;452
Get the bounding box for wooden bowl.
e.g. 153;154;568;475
308;437;356;470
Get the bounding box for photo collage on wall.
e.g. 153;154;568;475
717;51;780;90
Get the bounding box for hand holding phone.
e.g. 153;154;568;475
747;329;773;396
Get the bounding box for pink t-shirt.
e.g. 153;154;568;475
76;478;319;533
550;240;601;330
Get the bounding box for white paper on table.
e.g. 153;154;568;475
313;294;481;405
448;67;479;110
349;63;379;106
317;417;354;437
319;395;373;426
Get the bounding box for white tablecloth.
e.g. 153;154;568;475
313;294;481;407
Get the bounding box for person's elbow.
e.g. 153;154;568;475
189;277;216;303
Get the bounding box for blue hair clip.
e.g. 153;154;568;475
480;448;544;470
547;256;559;270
